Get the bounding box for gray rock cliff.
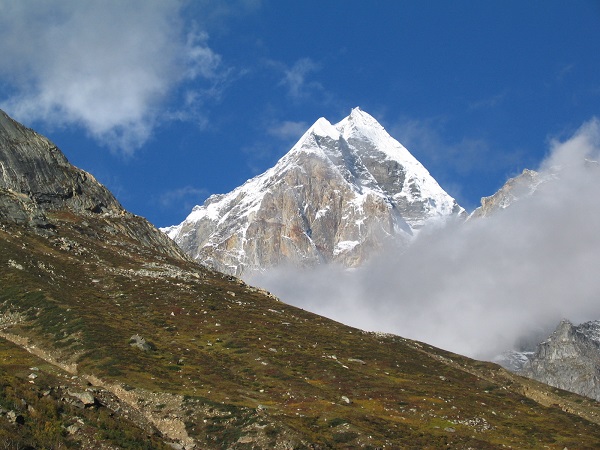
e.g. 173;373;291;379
0;110;122;220
520;319;600;401
0;109;186;260
469;169;547;219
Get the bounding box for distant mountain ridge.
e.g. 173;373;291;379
469;169;550;219
163;108;464;276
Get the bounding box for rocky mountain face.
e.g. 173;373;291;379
0;110;121;222
164;108;464;276
469;168;549;219
0;109;185;260
518;320;600;401
4;110;600;448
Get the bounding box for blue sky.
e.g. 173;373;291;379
0;1;598;227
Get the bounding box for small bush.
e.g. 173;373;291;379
328;417;348;427
332;431;358;443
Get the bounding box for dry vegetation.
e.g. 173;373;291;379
2;210;600;449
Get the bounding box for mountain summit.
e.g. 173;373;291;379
164;108;464;276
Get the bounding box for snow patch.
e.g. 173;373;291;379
334;240;359;256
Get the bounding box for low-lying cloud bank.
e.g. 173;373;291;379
249;118;600;360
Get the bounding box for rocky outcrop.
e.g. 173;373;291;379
520;319;600;401
164;108;464;276
129;334;154;351
0;109;188;260
469;169;547;219
0;109;122;218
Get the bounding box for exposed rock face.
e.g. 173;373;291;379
494;349;535;373
520;319;600;401
0;109;186;260
469;169;548;219
163;108;464;276
0;110;122;219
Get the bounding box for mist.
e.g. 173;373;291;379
249;118;600;360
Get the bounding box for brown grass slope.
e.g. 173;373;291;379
1;211;600;449
1;108;600;448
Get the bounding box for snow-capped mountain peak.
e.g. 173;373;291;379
307;117;338;140
339;107;386;139
162;108;464;277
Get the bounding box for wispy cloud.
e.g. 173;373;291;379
267;120;309;141
158;185;208;219
0;1;227;155
186;0;263;32
249;117;600;360
240;139;281;176
393;117;494;174
391;116;527;206
556;63;575;82
468;90;508;111
183;30;222;80
275;57;323;100
240;117;311;175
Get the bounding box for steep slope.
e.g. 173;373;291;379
0;109;121;222
0;109;186;260
0;336;174;449
164;108;464;276
519;320;600;401
3;110;600;448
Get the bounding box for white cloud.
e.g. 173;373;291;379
543;118;600;170
183;30;222;80
249;118;600;360
278;58;322;99
0;1;223;154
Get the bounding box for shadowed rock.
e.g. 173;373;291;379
0;109;122;216
0;109;188;260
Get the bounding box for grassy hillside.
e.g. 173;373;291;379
2;210;600;449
